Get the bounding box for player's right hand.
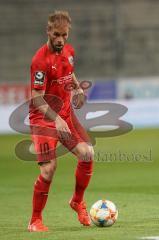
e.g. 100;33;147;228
55;115;71;141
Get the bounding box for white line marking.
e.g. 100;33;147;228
139;237;159;240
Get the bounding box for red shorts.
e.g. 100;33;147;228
30;111;91;163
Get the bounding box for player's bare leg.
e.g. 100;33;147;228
28;159;57;232
69;142;94;226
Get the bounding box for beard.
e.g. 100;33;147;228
50;41;64;53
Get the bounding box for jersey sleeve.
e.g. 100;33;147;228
30;58;48;91
66;44;75;72
69;45;75;58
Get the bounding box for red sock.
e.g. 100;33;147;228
72;160;93;203
31;175;51;223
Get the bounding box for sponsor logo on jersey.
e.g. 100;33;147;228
51;74;73;85
34;71;45;85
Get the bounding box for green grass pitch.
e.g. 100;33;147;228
0;128;159;240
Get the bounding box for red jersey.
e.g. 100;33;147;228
29;43;75;121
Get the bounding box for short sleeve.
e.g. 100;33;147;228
30;59;48;91
67;44;75;72
70;46;75;58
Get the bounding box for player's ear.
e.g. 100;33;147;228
46;23;52;35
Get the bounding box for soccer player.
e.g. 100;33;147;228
28;11;94;232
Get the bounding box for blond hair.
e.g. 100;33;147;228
47;10;71;30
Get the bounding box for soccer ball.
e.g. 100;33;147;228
90;199;118;227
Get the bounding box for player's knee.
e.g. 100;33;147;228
90;146;94;159
78;145;94;161
43;165;56;180
40;160;57;181
87;146;94;160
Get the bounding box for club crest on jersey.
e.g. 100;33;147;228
34;71;45;85
68;56;74;66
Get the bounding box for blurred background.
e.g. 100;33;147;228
0;0;159;132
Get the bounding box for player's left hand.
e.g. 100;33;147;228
72;88;86;109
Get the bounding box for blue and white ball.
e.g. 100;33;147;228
90;200;118;227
